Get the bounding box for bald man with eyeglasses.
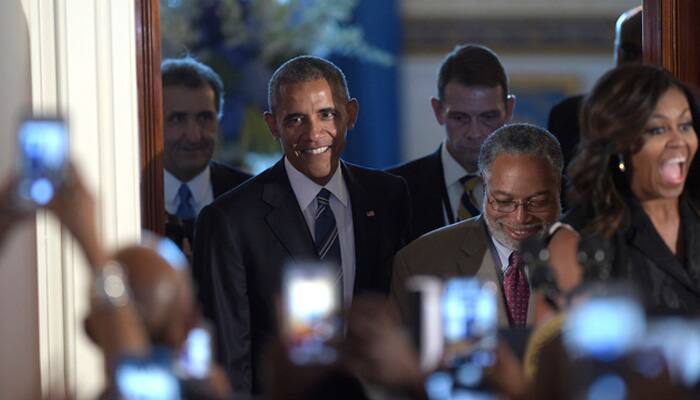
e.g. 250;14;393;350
390;123;562;329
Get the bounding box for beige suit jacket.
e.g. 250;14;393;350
390;216;534;328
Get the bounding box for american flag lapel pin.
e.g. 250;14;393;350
366;210;375;217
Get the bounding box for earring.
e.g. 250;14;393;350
617;153;626;172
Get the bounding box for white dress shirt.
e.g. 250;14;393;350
441;142;484;223
164;166;214;217
488;233;531;281
490;235;515;274
284;157;356;305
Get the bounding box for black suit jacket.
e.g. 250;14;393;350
387;146;449;241
547;94;584;172
165;161;251;248
547;94;586;210
210;160;252;198
192;159;411;394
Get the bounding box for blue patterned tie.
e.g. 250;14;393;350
176;183;196;220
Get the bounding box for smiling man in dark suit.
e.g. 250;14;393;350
192;55;411;394
161;57;251;251
388;45;515;241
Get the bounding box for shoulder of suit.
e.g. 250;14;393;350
385;150;440;177
398;217;484;256
344;161;406;187
550;94;585;113
206;164;275;211
210;160;252;181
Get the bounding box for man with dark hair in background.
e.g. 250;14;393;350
547;6;642;172
388;44;515;240
193;55;411;394
161;57;251;252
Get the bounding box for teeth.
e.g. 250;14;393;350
665;156;686;164
304;146;329;155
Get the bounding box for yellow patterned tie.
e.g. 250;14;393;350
457;174;481;220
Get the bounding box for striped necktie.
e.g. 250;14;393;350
457;174;481;220
314;188;342;268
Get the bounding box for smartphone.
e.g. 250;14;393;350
16;117;69;206
644;318;700;388
563;293;646;362
425;278;498;399
115;353;181;400
441;278;498;368
282;261;342;365
177;326;213;379
405;275;443;371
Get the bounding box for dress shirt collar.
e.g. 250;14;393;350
284;157;349;210
490;233;516;272
441;141;475;188
164;166;211;212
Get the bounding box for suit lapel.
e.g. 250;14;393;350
262;160;318;261
456;217;488;275
628;224;700;296
209;161;225;198
432;146;458;225
343;163;380;292
475;251;510;328
457;217;510;328
428;147;450;225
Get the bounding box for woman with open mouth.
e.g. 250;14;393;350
547;63;700;313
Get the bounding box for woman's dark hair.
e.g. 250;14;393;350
567;64;700;237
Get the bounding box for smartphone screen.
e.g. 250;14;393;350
563;295;645;362
282;261;341;365
115;354;181;400
177;326;212;379
17;118;69;205
425;278;498;399
441;278;498;367
405;275;443;371
645;318;700;388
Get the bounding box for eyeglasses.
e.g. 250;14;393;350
486;196;552;213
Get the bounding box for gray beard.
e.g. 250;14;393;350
483;211;519;250
483;212;553;251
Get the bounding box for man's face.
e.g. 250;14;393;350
432;82;514;171
265;79;358;186
482;154;560;250
163;85;218;182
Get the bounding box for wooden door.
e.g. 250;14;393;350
135;0;164;234
643;0;700;88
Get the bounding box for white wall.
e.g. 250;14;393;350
0;0;142;398
0;2;38;398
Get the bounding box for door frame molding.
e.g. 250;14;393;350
135;0;164;234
